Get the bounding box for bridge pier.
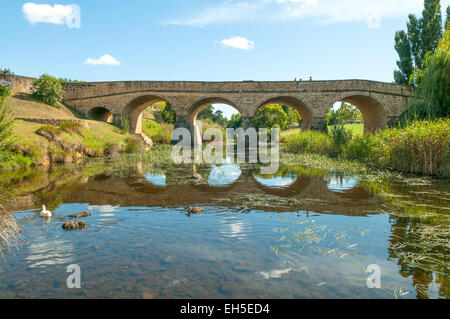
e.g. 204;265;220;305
171;115;194;145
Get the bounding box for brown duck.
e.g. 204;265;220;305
188;207;203;214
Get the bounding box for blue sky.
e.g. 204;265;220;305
1;0;448;118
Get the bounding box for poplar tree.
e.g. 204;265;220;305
394;0;444;85
394;31;414;85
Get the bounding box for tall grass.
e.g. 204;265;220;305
282;130;333;155
0;193;20;254
142;119;173;144
344;119;450;177
282;119;450;178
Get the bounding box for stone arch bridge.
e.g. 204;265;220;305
62;79;413;142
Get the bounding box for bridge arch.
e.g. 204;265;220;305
87;107;113;123
187;97;243;147
332;94;387;133
126;95;174;134
257;96;313;130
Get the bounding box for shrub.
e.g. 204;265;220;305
0;80;15;152
115;114;130;133
378;119;450;177
60;121;84;136
283;131;333;156
142;119;174;144
161;103;176;124
36;125;61;140
201;120;226;143
343;134;379;162
330;125;352;157
32;74;63;107
124;136;144;154
152;123;173;144
344;119;450;177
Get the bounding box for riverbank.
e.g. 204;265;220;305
0;92;147;169
282;119;450;179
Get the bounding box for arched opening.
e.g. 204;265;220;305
327;95;387;135
188;97;242;147
257;97;312;131
87;107;113;123
126;96;175;143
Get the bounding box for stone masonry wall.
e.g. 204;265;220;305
0;74;36;93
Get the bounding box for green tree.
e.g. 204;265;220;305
408;14;422;68
327;103;362;125
227;113;242;129
212;109;228;127
253;104;288;131
32;74;63;107
401;29;450;122
421;0;443;55
446;5;450;30
0;80;15;151
281;105;301;127
161;102;176;124
197;105;214;122
394;31;414;85
394;0;445;85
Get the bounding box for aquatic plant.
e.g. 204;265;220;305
0;193;20;255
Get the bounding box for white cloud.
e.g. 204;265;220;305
22;3;81;28
85;54;121;66
165;0;431;29
166;1;263;26
221;37;255;50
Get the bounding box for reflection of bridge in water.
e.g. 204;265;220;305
60;166;383;216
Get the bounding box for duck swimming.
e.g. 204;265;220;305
40;205;52;218
188;207;203;214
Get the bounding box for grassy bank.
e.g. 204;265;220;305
142;119;173;144
0;120;134;169
328;123;364;137
282;119;450;178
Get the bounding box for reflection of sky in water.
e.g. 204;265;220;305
88;205;119;217
220;216;251;241
326;175;359;192
253;173;297;188
144;172;167;187
26;240;75;268
208;162;241;187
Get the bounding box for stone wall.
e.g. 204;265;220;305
16;118;89;129
0;74;36;93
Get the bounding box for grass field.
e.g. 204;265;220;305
328;124;364;137
281;124;364;139
7;93;79;119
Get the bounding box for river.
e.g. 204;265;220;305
0;158;448;298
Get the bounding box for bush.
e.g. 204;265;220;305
32;74;63;107
118;114;130;133
0;80;15;152
142;119;174;144
124;136;144;154
343;135;378;162
344;119;450;177
161;103;176;124
283;131;333;156
60;122;84;136
330;125;352;157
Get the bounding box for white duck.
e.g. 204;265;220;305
40;205;52;218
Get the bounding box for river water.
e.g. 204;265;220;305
0;159;448;298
